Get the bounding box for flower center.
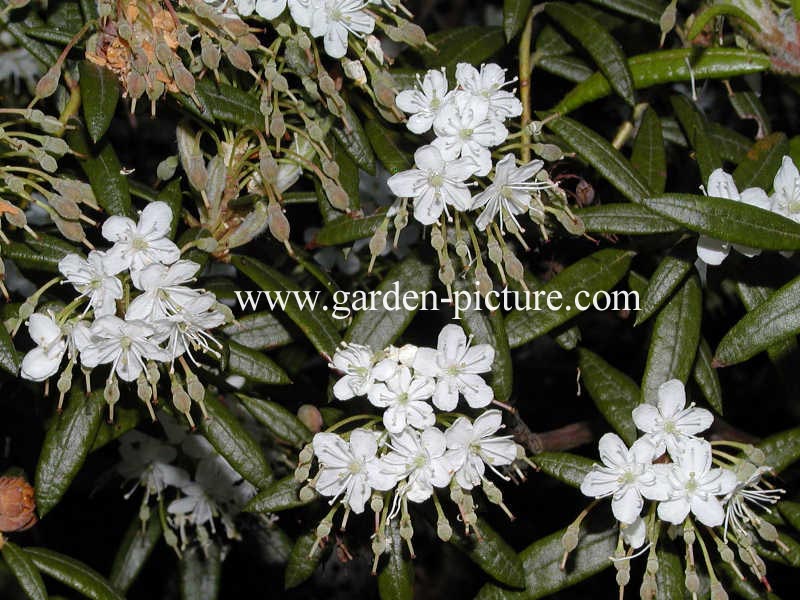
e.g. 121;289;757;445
686;473;698;494
459;128;474;140
348;460;363;474
618;470;637;485
500;185;515;199
663;420;677;434
132;236;149;251
428;172;444;187
412;454;427;470
120;335;132;350
397;392;409;405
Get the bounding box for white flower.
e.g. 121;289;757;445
472;154;550;232
385;344;419;367
580;433;669;524
312;429;396;513
395;68;452;134
126;260;205;321
80;316;170;381
20;313;67;381
159;299;226;364
387;145;476;225
309;0;375;59
58;251;123;317
454;63;522;121
432;92;507;176
287;0;313;26
444;410;516;490
380;428;453;503
118;431;190;497
101;201;180;284
413;324;494;411
621;517;647;549
771;155;800;223
368;366;435;433
657;439;737;527
330;342;395;400
697;169;771;266
632;379;713;459
723;465;784;541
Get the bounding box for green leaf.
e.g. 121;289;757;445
0;2;58;66
90;406;140;452
423;26;506;71
333;103;376;174
708;123;751;164
733;281;797;365
199;394;272;488
476;523;616;599
331;138;359;211
586;0;663;24
378;520;414;600
228;341;292;385
655;549;684;600
237;393;311;448
506;249;635;348
35;388;105;517
779;501;800;533
285;532;321;589
642;193;800;251
26;547;124;600
671;94;720;182
156;179;182;239
732;132;789;191
314;213;386;246
533;452;594;488
245;475;311;514
631;107;667;194
756;427;800;474
180;543;221;600
537;55;594;83
346;254;434;350
552;48;770;115
67;127;133;218
575;204;679;234
686;4;760;41
232;255;341;358
503;0;533;40
578;348;638;444
450;519;525;589
692;338;723;414
1;542;47;600
179;79;262;128
364;120;412;174
110;510;161;594
729;90;771;138
635;239;695;325
2;242;62;273
545;2;635;104
543;116;651;201
0;316;20;375
641;275;702;404
78;61;119;143
223;311;292;351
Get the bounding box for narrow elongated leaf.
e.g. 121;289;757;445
2;542;47;600
35;388;105;517
734;281;797;364
692;338;723;414
729;90;771;138
0;2;58;65
643;194;800;250
708;123;751;163
655;549;684;600
245;475;310;513
232;255;341;358
686;4;760;41
0;317;20;375
378;520;414;600
506;249;635;348
156;179;182;239
576;204;679;234
757;427;800;474
635;239;695;325
199;394;272;488
314;213;386;246
504;0;533;40
180;543;221;600
237;393;311;448
331;138;359;211
3;242;62;272
451;519;525;589
578;348;638;444
544;116;651;201
732;132;789;191
110;511;161;594
533;452;594;488
364;120;412;174
333;103;376;174
223;312;292;350
346;255;434;350
545;3;634;104
228;341;291;385
631;107;667;194
586;0;663;24
285;532;321;589
537;55;594;83
26;547;124;600
179;79;262;128
641;275;702;404
79;61;119;142
476;524;616;599
553;48;770;115
423;27;506;70
671;95;720;182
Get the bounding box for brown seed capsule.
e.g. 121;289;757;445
0;476;37;532
35;66;61;99
48;194;82;220
225;44;252;72
200;36;221;71
297;404;323;433
575;178;595;206
267;199;290;243
173;61;196;96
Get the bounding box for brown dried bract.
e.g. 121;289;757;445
0;476;37;532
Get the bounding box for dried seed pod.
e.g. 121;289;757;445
297;404;323;433
173;61;196;96
35;66;61;99
41;137;71;157
48;194;82;220
225;44;252;72
0;476;37;532
267;199;291;243
51;213;86;243
200;36;221;71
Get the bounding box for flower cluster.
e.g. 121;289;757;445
296;324;526;566
18;202;228;423
576;379;785;597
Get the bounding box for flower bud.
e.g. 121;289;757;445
297;404;323;433
225;44;252;72
173;61;196;96
561;522;580;553
41;137;71;157
710;581;729;600
104;375;120;420
51;214;85;243
322;180;348;212
437;517;452;541
615;568;630;587
342;59;367;85
756;519;779;542
293;463;311;483
276;22;292;37
0;476;37;532
299;485;316;502
34;150;58;173
299;443;314;464
370;493;384;514
684;568;700;594
48;194;81;220
157;155;179;181
35;66;61;99
268;199;291;243
201;36;221;71
269;112;285;138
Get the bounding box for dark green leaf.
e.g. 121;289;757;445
631;107;667;194
179;79;262;128
245;475;311;514
586;0;663;24
333;103;376;174
237;393;311;448
655;549;684;600
423;27;506;71
314;213;386;246
0;316;20;375
708;123;751;164
733;132;789;191
199;394;272;488
692;338;723;414
110;511;161;594
578;348;638;444
378;520;414;600
506;249;635;348
537;55;594;83
1;542;47;600
533;452;594;488
35;388;105;517
635;238;695;325
228;341;291;385
671;94;720;182
734;281;797;365
641;275;702;404
545;2;635;104
756;427;800;474
642;193;800;250
576;204;679;234
331;138;360;211
156;179;182;239
223;311;293;351
78;61;119;143
450;519;525;589
26;547;124;600
729;90;771;137
0;2;58;66
180;543;221;600
285;532;321;589
2;242;61;272
346;254;434;350
504;0;532;40
686;4;760;41
365;120;412;174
